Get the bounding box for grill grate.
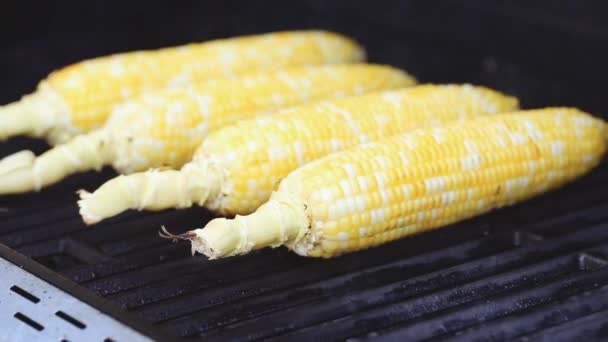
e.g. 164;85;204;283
1;153;608;340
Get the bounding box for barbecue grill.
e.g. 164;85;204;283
2;1;608;341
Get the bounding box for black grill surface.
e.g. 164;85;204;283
2;1;608;341
3;161;608;341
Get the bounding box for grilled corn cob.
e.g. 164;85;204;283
162;108;607;259
0;30;365;144
0;64;413;195
78;84;519;224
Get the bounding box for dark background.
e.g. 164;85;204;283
1;0;608;114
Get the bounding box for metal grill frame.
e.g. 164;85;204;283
0;243;171;341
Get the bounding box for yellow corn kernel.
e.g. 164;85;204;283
170;108;607;259
77;84;518;224
0;64;413;195
0;30;365;144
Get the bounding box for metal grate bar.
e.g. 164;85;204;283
438;284;608;341
194;248;608;340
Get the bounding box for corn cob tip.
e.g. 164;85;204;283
0;98;35;141
172;194;310;259
0;84;73;143
0;150;41;194
76;189;100;225
0;130;112;195
77;163;223;224
77;189;105;225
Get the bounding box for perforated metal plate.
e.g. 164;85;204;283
0;257;152;342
